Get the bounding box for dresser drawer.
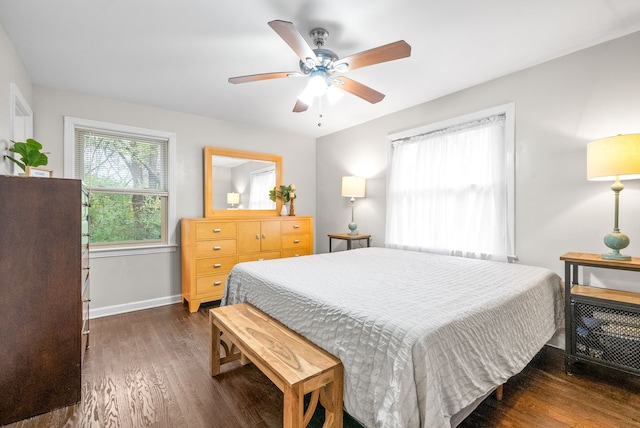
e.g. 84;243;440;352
196;274;228;297
281;248;311;258
81;219;90;246
81;278;90;364
238;251;281;263
281;218;310;234
195;222;237;240
82;264;89;289
281;234;310;249
196;255;237;275
82;243;89;261
196;239;237;258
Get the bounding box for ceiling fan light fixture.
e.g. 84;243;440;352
298;70;330;106
326;85;344;106
297;88;314;106
307;70;330;96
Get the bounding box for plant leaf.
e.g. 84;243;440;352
5;156;26;171
25;138;43;150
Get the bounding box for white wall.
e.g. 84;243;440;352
33;86;316;315
317;31;640;294
0;24;32;175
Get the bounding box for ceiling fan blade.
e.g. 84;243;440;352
293;99;309;113
268;20;319;66
228;72;300;84
332;77;385;104
333;40;411;72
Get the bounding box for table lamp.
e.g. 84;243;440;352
341;176;366;236
587;134;640;260
226;192;240;209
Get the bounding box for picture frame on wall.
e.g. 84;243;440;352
26;166;53;178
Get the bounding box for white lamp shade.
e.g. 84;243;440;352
341;176;366;198
587;134;640;181
226;192;240;204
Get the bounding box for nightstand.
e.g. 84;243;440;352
560;252;640;376
328;233;371;252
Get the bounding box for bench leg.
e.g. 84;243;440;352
210;312;221;376
320;365;344;428
283;383;304;428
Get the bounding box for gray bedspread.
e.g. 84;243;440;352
221;247;563;428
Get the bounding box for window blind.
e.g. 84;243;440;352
74;127;168;194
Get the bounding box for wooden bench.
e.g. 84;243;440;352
210;303;344;428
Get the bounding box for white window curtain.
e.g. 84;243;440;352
249;166;276;209
385;113;514;262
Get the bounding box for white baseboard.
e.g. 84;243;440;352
90;294;183;319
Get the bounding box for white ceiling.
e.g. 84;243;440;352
1;1;640;139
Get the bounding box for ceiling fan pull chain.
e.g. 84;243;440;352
318;97;323;127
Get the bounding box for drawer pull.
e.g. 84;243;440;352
258;258;264;261
82;329;90;336
213;228;221;233
213;263;222;268
214;281;222;286
213;246;221;251
294;239;300;243
262;234;267;239
293;224;300;229
294;254;300;257
256;234;260;239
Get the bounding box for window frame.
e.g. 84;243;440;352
386;102;516;260
64;116;177;258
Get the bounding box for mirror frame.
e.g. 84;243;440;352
204;146;283;218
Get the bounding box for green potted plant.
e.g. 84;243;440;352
5;138;48;172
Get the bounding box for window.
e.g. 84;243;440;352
248;165;276;209
385;103;515;262
64;117;176;255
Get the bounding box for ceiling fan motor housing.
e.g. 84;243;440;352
298;28;339;75
310;28;329;47
299;48;339;74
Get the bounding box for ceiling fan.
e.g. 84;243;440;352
228;20;411;113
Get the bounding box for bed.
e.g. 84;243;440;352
221;247;563;428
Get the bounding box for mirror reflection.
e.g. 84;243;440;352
212;156;276;210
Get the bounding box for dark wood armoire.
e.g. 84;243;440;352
0;175;89;425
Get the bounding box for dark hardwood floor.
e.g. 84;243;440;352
4;302;640;428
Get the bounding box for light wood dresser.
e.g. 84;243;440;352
181;215;313;312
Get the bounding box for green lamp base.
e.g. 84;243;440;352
602;231;631;260
348;222;358;236
601;250;632;261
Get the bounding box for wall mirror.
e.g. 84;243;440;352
204;147;282;217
